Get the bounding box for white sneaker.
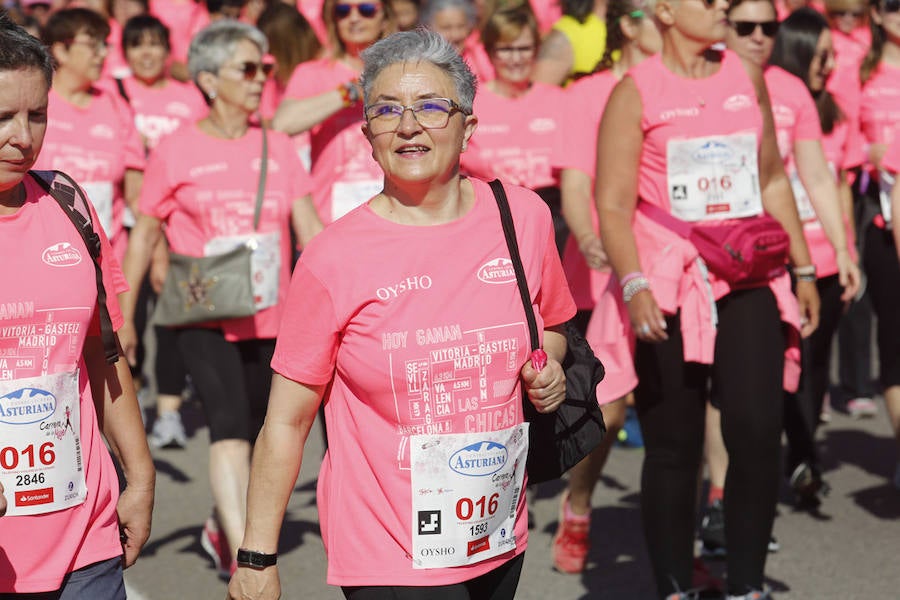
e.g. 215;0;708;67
147;411;187;448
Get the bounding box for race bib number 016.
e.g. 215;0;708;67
409;424;528;569
667;133;763;222
0;371;86;516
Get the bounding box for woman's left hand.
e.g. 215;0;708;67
836;249;861;302
796;279;821;338
117;484;154;568
520;357;566;414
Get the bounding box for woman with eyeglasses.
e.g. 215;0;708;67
119;20;323;582
596;0;820;596
272;0;394;225
35;8;145;263
858;0;900;490
720;0;861;509
459;5;569;254
229;28;575;600
548;0;662;576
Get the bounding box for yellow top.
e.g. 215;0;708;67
552;13;607;81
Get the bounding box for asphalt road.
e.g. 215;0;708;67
124;392;900;600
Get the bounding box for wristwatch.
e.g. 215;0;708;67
236;548;278;569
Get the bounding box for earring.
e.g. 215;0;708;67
208;90;217;100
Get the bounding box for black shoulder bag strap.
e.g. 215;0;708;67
114;77;130;104
489;178;542;347
29;170;120;365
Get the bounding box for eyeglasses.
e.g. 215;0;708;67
730;20;780;37
334;2;381;19
492;44;536;58
222;61;274;81
68;37;109;53
365;98;470;134
882;0;900;12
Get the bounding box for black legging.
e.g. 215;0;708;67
175;328;274;443
634;286;785;598
783;274;845;476
863;223;900;389
341;553;524;600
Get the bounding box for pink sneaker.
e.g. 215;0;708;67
201;517;233;580
551;492;590;573
847;397;878;419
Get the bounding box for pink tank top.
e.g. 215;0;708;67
629;50;764;218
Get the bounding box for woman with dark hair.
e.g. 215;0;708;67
533;0;608;85
857;0;900;490
596;0;819;595
711;0;859;523
36;7;145;262
0;14;154;596
272;0;395;224
550;0;662;575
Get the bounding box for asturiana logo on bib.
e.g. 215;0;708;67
449;441;509;477
42;242;82;267
0;387;57;425
477;258;515;284
692;141;734;164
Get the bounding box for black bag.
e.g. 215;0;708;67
489;179;607;484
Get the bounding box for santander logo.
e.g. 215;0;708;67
42;242;82;267
477;258;516;284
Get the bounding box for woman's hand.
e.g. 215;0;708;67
117;484;154;568
628;289;668;343
795;279;820;338
579;234;609;271
520;355;566;414
227;566;281;600
836;249;861;302
118;320;140;367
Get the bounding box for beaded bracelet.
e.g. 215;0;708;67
619;271;644;287
337;81;359;108
622;276;650;302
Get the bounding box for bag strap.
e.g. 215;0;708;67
488;179;540;352
29;170;120;365
114;77;130;104
253;124;269;231
637;200;693;239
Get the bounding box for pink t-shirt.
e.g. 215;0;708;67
35;87;146;246
297;0;327;46
860;62;900;147
461;82;565;190
283;58;382;224
139;125;312;341
149;0;209;64
555;70;618;310
102;18;131;81
115;76;207;150
625;50;801;386
272;177;575;586
0;176;127;593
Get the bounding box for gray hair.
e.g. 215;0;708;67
187;19;268;84
419;0;477;28
360;29;477;112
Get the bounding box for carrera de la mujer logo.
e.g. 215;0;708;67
449;441;508;477
0;387;57;425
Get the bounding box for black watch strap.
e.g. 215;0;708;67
236;548;278;569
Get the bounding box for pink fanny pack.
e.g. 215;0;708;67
638;201;789;288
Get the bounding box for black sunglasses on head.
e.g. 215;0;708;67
731;20;780;37
334;2;380;19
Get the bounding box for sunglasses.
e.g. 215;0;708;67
883;0;900;12
731;20;780;37
223;61;274;80
334;2;381;19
